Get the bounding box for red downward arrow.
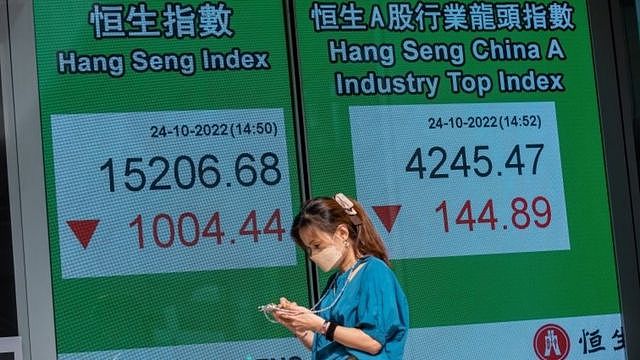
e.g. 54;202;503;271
67;220;100;249
372;205;401;233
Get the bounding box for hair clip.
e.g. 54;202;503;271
334;193;357;215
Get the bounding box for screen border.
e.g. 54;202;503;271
3;0;639;358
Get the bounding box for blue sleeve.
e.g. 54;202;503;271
354;260;409;347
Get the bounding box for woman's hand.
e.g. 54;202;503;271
271;298;295;332
273;298;382;355
270;297;316;350
273;297;324;334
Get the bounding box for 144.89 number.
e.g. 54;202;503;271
436;196;552;232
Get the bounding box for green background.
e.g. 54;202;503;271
295;0;622;328
34;0;307;353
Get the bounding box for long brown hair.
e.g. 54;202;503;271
291;195;391;267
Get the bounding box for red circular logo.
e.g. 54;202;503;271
533;324;570;360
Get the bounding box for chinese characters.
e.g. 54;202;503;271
89;2;234;39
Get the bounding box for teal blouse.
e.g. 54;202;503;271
311;256;409;360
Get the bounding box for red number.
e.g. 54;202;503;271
178;212;199;246
455;200;476;231
478;199;497;230
532;196;552;228
130;214;144;249
239;210;261;242
153;213;174;248
511;197;530;229
263;209;285;241
435;200;449;232
203;212;225;244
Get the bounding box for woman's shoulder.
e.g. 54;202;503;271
362;255;385;266
360;255;394;277
358;256;407;297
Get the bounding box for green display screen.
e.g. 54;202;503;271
35;1;309;358
294;0;625;358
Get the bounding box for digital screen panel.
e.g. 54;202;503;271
34;1;308;358
295;1;626;358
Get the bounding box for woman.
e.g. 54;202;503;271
273;193;409;359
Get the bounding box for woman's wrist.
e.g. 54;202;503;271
319;320;330;335
325;322;338;342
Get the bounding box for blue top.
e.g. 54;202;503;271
311;256;409;360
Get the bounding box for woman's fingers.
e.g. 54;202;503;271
279;297;290;305
271;301;308;335
278;297;300;310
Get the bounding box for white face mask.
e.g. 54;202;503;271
310;234;345;272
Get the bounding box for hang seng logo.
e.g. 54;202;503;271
534;324;570;360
